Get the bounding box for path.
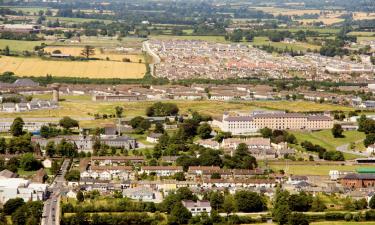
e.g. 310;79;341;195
142;41;160;76
336;139;368;157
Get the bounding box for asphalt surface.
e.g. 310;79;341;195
42;159;71;225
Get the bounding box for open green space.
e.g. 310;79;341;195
150;35;228;43
256;222;375;225
0;39;53;52
268;161;371;176
252;36;321;51
291;130;366;152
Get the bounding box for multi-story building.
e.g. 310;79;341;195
0;176;47;203
219;111;333;134
141;166;183;177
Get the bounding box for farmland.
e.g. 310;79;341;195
44;46;144;62
252;36;321;51
0;56;146;78
246;101;353;112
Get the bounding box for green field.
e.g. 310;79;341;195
256;222;375;225
268;161;372;176
150;35;228;43
247;101;353;112
0;39;53;52
291;130;366;152
252;36;321;51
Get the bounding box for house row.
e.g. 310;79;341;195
1;100;58;113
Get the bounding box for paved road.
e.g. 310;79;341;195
42;159;71;225
336;141;369;157
142;41;160;76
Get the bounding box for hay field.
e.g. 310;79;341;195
353;12;375;20
44;46;144;62
0;56;146;78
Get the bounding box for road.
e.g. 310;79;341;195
142;41;160;76
42;158;71;225
336;140;369;157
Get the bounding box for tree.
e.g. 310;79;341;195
154;122;164;133
10;117;24;137
59;117;79;130
273;189;291;225
45;141;56;157
332;124;344;138
176;187;197;201
76;191;84;202
223;195;236;217
115;106;123;118
311;196;327;212
370;196;375;209
234;190;266;212
260;127;273;138
3;46;10;56
81;45;95;59
50;160;60;175
288;212;309;225
3;198;25;215
64;170;80;181
197;123;212;139
365;133;375;147
169;202;192;225
20;153;42;171
211;172;221;179
0;138;6;154
174;172;186;181
209;192;224;211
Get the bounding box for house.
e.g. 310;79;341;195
182;200;212;216
42;158;52;168
196;139;220;150
122;187;157;202
16;103;28;112
287;175;308;185
0;169;17;179
141;166;183;177
2;103;16;112
367;144;375;155
146;133;163;143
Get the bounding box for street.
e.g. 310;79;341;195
42;158;71;225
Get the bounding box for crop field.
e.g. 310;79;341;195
252;7;321;16
0;56;146;78
44;46;144;62
353;12;375;20
252;36;320;51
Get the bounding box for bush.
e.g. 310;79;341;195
344;213;352;221
325;212;345;221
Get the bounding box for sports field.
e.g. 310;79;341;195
0;39;52;52
0;56;146;78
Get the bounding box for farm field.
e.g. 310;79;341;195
0;39;52;52
252;7;321;16
291;130;366;152
252;36;320;51
268;161;371;176
0;56;146;78
44;46;144;62
246;100;354;112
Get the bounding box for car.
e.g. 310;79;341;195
53;199;57;202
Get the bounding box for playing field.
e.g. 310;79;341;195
0;56;146;78
44;46;144;62
246;101;353;112
0;39;53;52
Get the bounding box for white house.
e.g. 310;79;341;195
42;158;52;168
146;133;163;143
182;200;212;216
123;187;156;202
141;166;183;176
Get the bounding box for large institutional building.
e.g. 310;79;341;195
218;111;333;135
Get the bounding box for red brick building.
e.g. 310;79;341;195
340;173;375;189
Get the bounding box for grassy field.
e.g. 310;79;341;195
150;35;228;43
0;56;146;78
268;161;371;176
291;130;366;152
246;101;353;112
252;36;320;51
255;222;375;225
44;46;144;62
0;39;52;52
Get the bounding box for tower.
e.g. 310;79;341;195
51;83;60;102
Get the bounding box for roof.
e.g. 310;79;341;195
356;168;375;174
182;200;211;208
13;79;39;87
0;169;17;178
142;166;182;171
342;173;375;180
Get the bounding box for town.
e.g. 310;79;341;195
0;0;375;225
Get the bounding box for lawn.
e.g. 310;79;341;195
252;36;321;51
0;39;53;52
0;56;146;79
268;161;372;176
246;101;354;112
291;130;366;152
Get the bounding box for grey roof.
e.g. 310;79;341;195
13;79;39;87
224;116;253;122
343;173;375;180
0;169;17;178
